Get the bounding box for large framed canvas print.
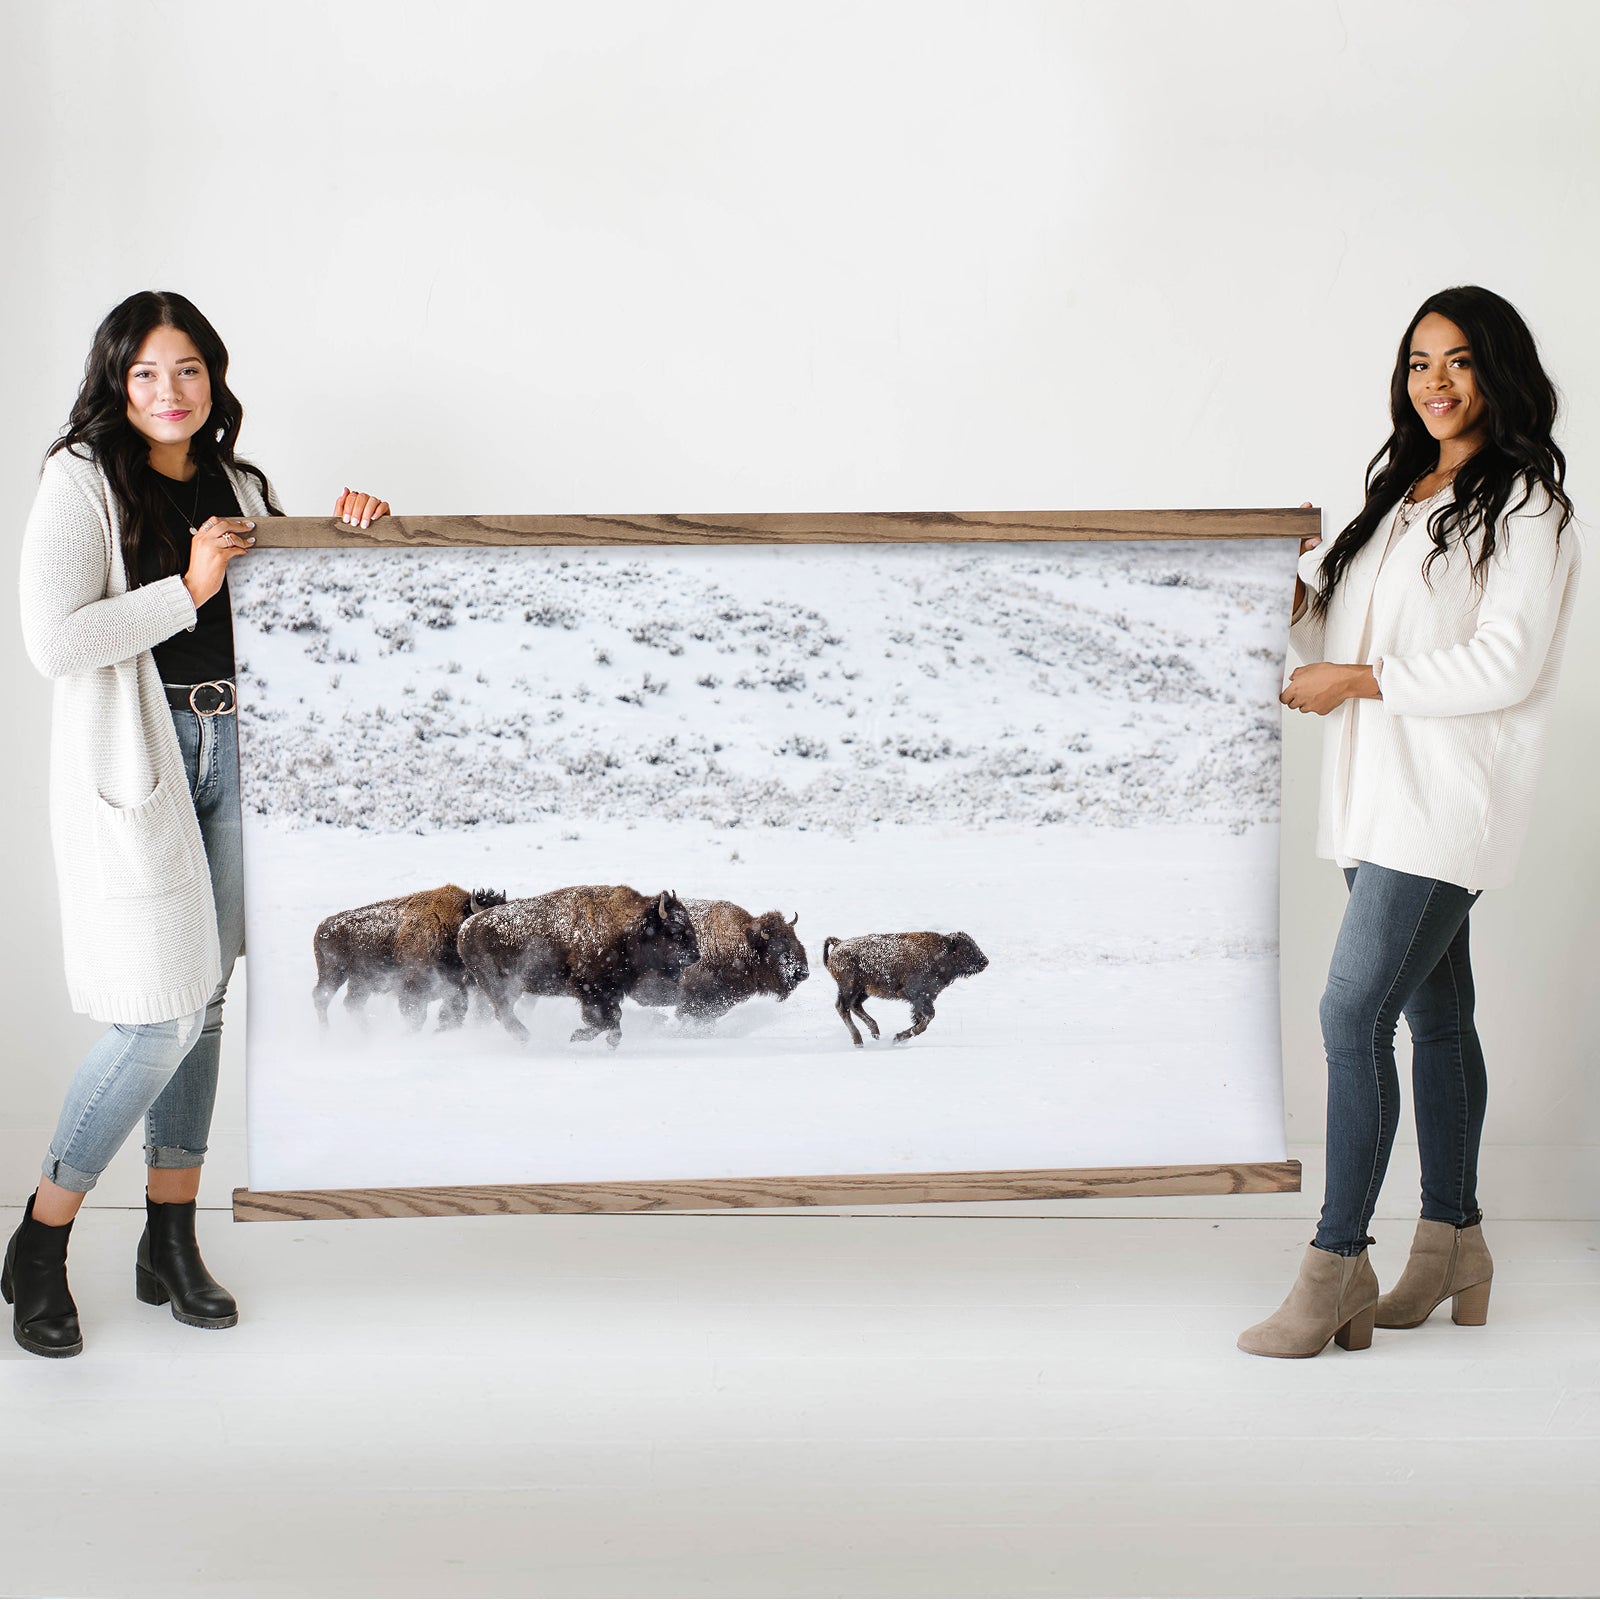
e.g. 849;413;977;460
227;510;1308;1220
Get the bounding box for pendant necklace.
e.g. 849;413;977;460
154;464;203;534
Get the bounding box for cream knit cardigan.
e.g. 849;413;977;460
19;446;274;1023
1289;481;1581;892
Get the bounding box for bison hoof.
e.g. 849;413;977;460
893;1030;913;1044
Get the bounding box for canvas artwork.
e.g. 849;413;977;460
230;535;1298;1194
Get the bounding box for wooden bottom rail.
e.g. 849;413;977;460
233;1160;1300;1221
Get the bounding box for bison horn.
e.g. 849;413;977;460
787;911;799;928
657;891;670;918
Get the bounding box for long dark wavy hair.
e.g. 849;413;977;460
45;290;282;587
1311;285;1572;618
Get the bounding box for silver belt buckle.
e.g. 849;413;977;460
188;680;236;717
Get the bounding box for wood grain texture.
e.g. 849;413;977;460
233;1161;1301;1221
250;508;1316;549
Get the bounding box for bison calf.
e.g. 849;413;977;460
458;885;700;1048
822;931;989;1047
629;900;808;1022
313;885;508;1030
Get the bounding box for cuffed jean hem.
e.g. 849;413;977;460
40;1154;105;1195
144;1143;208;1169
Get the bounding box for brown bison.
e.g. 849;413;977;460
628;899;808;1022
822;931;989;1046
458;885;700;1048
313;885;508;1030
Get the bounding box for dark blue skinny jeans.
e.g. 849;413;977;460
1315;861;1486;1256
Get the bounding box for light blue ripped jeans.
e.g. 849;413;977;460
43;700;244;1193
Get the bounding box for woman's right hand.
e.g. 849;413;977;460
1292;501;1320;620
183;515;257;608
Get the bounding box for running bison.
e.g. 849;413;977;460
458;885;700;1048
313;885;508;1030
822;931;989;1046
629;899;809;1022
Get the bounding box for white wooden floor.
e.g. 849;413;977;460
1;1210;1596;1599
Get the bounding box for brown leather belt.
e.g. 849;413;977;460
164;680;236;717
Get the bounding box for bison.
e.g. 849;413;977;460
458;885;700;1048
313;885;508;1030
629;899;808;1022
821;931;989;1046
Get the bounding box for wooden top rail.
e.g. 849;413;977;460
249;507;1318;549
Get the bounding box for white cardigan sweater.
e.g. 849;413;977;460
19;446;274;1023
1289;482;1581;892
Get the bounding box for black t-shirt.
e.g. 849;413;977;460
137;463;243;683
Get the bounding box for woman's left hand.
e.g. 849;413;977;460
1281;662;1380;715
334;487;392;529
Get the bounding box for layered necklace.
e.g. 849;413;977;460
1396;464;1461;530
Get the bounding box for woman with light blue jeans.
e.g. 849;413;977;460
7;289;389;1358
42;701;244;1196
1237;285;1580;1359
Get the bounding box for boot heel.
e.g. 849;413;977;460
1334;1305;1375;1350
135;1264;170;1307
1452;1279;1491;1326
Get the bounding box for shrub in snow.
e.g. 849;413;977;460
232;543;1290;838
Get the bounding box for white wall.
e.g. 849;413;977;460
3;0;1595;1217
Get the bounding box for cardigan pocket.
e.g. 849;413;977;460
93;774;201;899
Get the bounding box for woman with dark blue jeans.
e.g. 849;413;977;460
7;289;389;1358
1319;866;1484;1257
1239;285;1580;1358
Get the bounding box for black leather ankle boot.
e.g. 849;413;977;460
135;1197;238;1329
2;1193;84;1358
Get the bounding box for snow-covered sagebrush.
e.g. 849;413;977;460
232;540;1289;836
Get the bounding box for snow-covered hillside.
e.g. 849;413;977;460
231;540;1295;836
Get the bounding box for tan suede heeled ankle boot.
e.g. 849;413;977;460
1237;1243;1379;1358
1374;1219;1492;1328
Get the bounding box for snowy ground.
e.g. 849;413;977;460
242;817;1285;1190
231;539;1297;1192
